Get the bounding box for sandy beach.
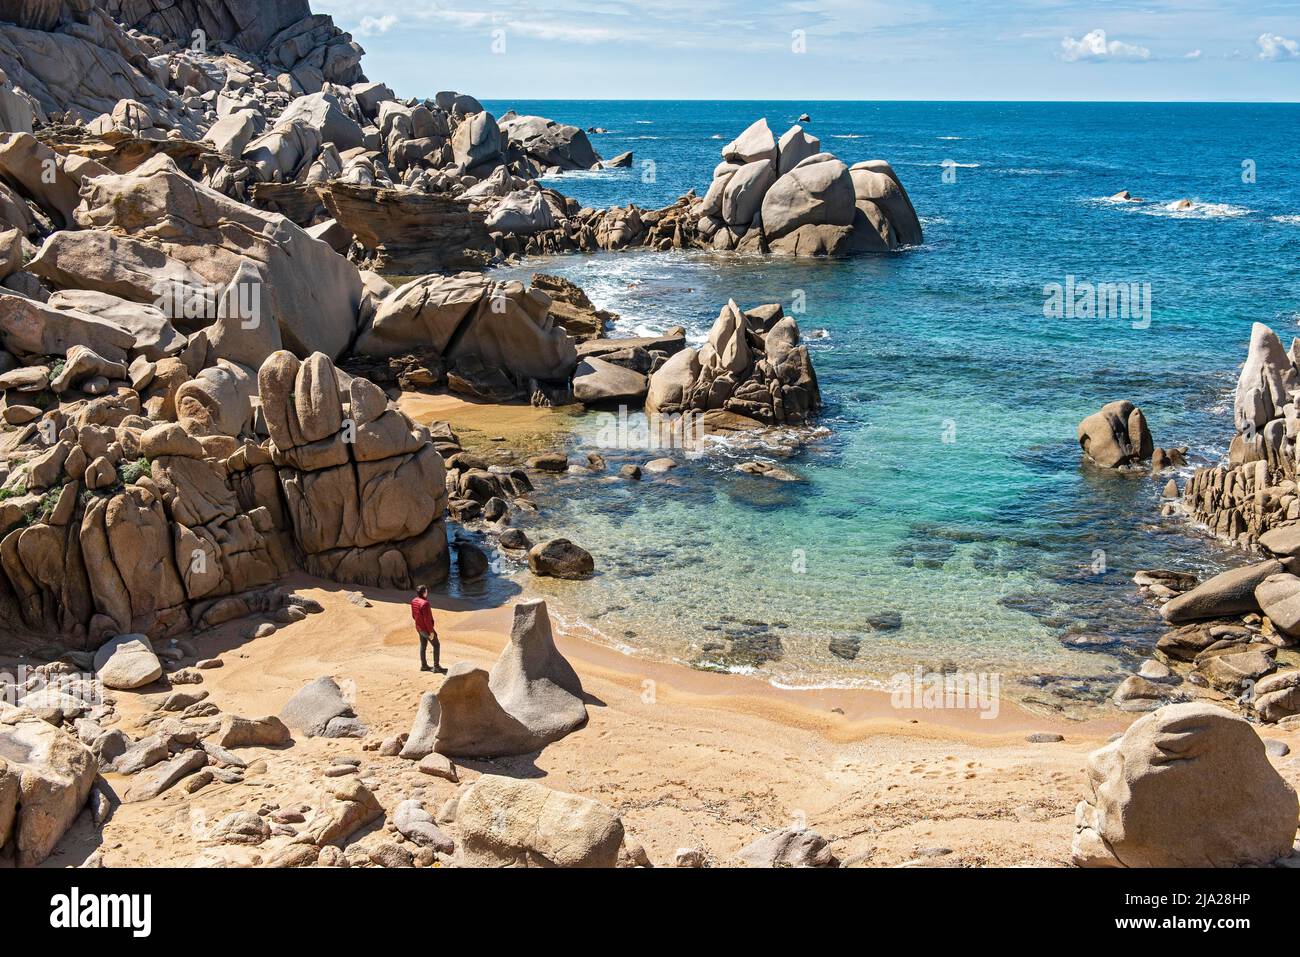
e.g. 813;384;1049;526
37;568;1293;869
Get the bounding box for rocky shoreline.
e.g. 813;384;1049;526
1073;324;1300;730
0;0;1295;871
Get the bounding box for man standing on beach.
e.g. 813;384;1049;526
411;585;443;673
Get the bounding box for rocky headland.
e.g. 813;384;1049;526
0;1;1294;871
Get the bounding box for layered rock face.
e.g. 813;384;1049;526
1182;322;1300;547
353;272;577;387
0;346;448;650
646;300;821;426
1072;703;1297;867
256;350;449;588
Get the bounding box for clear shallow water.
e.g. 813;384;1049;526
476;101;1300;705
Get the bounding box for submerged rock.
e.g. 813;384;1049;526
528;538;595;579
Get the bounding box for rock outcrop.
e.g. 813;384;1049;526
353;272;577;387
399;599;587;759
0;702;97;866
256;350;449;587
645;300;820;427
0;342;447;652
1077;400;1153;468
1072;703;1297;867
74;154;363;360
1182;323;1300;548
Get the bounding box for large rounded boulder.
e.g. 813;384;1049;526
1077;400;1153;468
760;159;856;241
1072;703;1298;867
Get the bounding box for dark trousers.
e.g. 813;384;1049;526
419;631;440;669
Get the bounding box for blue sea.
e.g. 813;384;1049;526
476;100;1300;710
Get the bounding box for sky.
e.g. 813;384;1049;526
313;0;1300;101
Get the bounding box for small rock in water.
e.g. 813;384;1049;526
865;611;903;632
498;527;532;550
526;452;569;472
619;464;642;481
644;457;677;473
1063;633;1119;649
827;636;861;661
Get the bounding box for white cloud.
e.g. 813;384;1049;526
1061;29;1151;62
1184;49;1202;59
1257;33;1300;60
358;14;398;36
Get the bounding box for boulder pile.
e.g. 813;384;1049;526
0;345;449;651
646;300;821;427
502;118;924;260
1181;322;1300;547
699;118;922;255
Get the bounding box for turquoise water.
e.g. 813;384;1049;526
479;101;1300;706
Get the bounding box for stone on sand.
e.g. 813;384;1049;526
93;634;163;690
455;775;625;868
738;826;838;868
1072;703;1298;867
279;676;367;738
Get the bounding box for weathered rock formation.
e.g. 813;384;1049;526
1072;703;1297;867
1077;400;1153;468
353;272;577;388
399;599;587;759
1182;322;1300;548
646;300;820;427
0;701;97;866
0;347;448;652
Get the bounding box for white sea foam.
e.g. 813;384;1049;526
937;135;962;140
768;675;888;692
830;134;865;139
1140;199;1251;220
1272;214;1300;225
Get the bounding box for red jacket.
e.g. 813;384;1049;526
411;596;435;634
